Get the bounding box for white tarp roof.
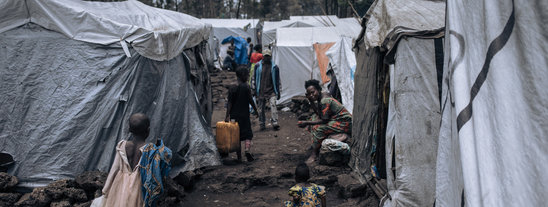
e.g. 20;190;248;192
290;15;339;26
364;0;445;50
200;18;260;29
200;18;259;42
325;36;356;114
262;20;317;47
276;27;340;47
0;0;211;61
436;0;548;206
263;16;361;48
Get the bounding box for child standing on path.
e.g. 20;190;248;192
225;66;259;162
284;163;326;207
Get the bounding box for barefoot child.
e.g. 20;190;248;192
225;66;259;162
284;163;326;207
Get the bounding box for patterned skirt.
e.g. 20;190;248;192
308;114;352;145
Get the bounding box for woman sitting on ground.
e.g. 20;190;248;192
297;79;352;164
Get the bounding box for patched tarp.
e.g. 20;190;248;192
383;38;441;207
436;0;548;206
363;0;445;51
0;24;220;188
0;0;211;61
349;43;385;183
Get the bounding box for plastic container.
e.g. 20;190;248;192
216;121;240;154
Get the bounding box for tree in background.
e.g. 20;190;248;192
133;0;374;20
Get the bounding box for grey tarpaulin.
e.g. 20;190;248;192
0;0;212;61
0;23;221;187
383;38;441;207
349;42;385;183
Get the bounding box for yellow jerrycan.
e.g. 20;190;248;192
216;121;240;154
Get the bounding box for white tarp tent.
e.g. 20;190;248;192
352;0;446;206
263;16;361;49
364;0;445;51
262;20;316;47
290;15;339;26
200;18;259;65
200;18;259;43
325;36;356;114
0;0;220;187
273;27;340;103
384;38;442;207
0;0;211;61
436;0;548;206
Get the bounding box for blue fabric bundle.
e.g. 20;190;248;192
139;139;172;207
221;36;249;65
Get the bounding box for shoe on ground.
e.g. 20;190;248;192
245;152;255;162
273;124;280;130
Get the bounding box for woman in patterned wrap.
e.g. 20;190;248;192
297;79;352;164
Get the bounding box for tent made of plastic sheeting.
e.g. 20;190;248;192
262;17;361;51
349;0;446;206
201;18;259;67
262;20;317;47
272;27;341;103
364;0;445;52
325;36;356;114
289;15;339;26
200;18;259;44
383;38;443;207
436;0;548;206
0;0;211;61
0;2;220;187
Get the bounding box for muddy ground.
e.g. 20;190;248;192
0;70;379;207
181;70;379;206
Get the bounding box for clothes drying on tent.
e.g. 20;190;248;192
222;36;249;65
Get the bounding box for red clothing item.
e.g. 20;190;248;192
250;52;263;64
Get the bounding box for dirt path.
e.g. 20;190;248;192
181;71;378;207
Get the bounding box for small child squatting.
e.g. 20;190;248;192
284;163;326;207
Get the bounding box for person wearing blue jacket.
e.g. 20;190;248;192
251;49;282;131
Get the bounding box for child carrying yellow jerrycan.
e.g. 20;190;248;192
216;120;240;155
221;66;259;162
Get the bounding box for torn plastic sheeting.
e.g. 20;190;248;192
0;23;220;187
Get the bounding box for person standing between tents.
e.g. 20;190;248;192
223;49;237;71
97;113;172;207
246;37;253;63
225;66;260;162
248;45;263;84
298;79;352;164
252;49;281;131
